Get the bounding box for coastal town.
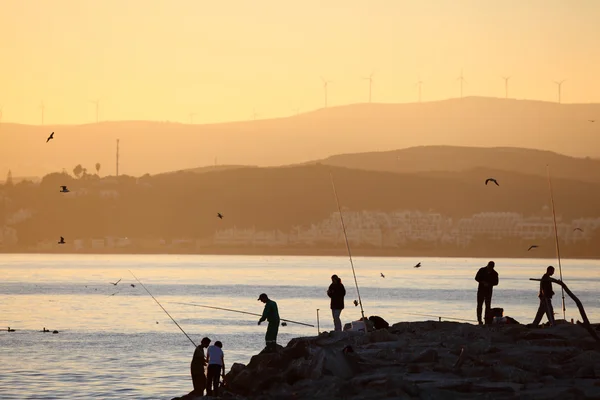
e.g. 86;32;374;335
2;207;598;253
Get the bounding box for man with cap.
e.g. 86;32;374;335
257;293;280;352
474;261;499;325
190;337;211;396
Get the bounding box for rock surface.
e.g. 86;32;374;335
173;321;600;399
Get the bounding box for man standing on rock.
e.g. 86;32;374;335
327;274;346;331
475;261;499;325
258;293;280;352
190;337;211;396
531;266;556;327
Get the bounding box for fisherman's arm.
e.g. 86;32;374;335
258;304;269;324
492;272;499;286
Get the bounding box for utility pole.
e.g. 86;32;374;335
116;139;120;177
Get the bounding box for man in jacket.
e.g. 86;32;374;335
258;293;280;351
531;266;556;327
475;261;499;325
327;274;346;331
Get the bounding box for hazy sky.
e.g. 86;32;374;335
1;0;599;125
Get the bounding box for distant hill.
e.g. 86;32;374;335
308;146;600;184
4;164;600;247
1;96;600;178
154;164;256;177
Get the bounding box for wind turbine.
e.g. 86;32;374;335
188;112;196;124
415;80;424;102
501;76;510;99
321;77;332;108
252;109;259;121
39;101;45;125
554;80;566;104
362;72;374;103
90;99;99;123
457;70;467;99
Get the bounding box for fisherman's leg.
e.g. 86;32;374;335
484;291;492;325
206;366;215;396
532;299;546;326
332;309;342;331
476;290;485;324
191;370;205;396
213;365;222;396
545;298;555;326
265;320;279;350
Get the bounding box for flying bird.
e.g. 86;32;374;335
46;132;54;143
130;284;135;288
380;273;385;278
485;178;499;186
414;262;421;268
353;300;359;307
589;120;595;123
527;245;539;251
217;213;223;219
110;279;121;286
60;186;69;193
58;236;65;244
573;228;583;232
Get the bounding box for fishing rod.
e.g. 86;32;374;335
170;302;315;328
329;172;366;324
546;165;566;320
129;270;197;347
404;312;478;323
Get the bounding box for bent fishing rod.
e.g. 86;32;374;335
129;270;197;347
330;171;366;323
546;165;566;320
169;302;315;327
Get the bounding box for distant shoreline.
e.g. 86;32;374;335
1;246;598;260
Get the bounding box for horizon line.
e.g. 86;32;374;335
1;95;600;127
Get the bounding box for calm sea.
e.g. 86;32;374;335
1;254;598;399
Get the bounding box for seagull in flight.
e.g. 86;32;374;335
58;236;65;244
380;273;385;278
60;186;69;193
46;132;54;143
353;300;359;307
485;178;499;186
109;279;121;286
130;284;135;288
573;227;584;232
414;262;421;268
217;213;223;219
527;245;539;251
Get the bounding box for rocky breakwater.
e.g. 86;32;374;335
216;321;600;400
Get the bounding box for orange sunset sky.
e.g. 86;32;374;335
1;0;599;125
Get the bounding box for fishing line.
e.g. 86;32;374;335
329;171;366;323
129;270;196;347
546;165;566;320
170;302;315;327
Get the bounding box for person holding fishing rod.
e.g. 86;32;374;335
327;274;346;331
257;293;280;352
190;337;211;396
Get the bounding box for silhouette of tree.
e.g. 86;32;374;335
73;164;83;179
5;170;13;187
95;163;101;176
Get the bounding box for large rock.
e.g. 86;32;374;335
173;320;600;400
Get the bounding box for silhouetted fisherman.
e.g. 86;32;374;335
531;266;556;327
257;293;280;352
190;337;211;396
475;261;499;325
327;274;346;331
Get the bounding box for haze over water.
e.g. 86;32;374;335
1;254;598;399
